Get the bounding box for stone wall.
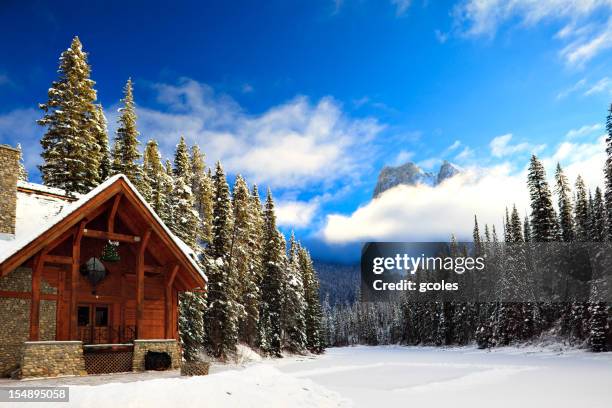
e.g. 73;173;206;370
0;144;19;236
132;339;181;371
0;267;57;376
20;341;86;378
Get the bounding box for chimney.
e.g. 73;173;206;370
0;144;19;238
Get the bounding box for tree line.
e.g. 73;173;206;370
35;36;325;360
323;106;612;352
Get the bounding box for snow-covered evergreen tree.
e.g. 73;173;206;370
190;145;214;244
299;245;325;353
575;175;590;242
142;140;165;212
555;163;575;242
258;189;285;356
527;155;559;242
604;103;612;241
179;291;206;361
590;187;606;242
38;36;102;193
281;233;307;352
112;78;144;190
169;139;199;249
93;104;111;182
205;162;240;358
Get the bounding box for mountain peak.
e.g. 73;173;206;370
373;160;462;198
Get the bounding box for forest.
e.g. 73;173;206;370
33;36;326;361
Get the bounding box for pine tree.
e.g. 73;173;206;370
93;104;111;182
259;189;284;356
142;140;165;212
473;215;482;255
590;187;606;242
281;233;307;352
169;140;199;249
16;144;28;181
205;162;239;358
527;155;559;242
575;175;590;241
230;176;260;346
604;103;612;240
523;216;531;243
190;145;214;244
38;36;101;193
300;246;325;353
510;205;523;242
555;163;575;242
179;291;206;361
160;160;175;229
112;78;144;189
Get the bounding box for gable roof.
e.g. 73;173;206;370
0;174;207;285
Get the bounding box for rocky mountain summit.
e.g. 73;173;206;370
373;160;461;198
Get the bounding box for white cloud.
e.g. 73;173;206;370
584;76;612;95
321;135;606;244
111;78;384;190
454;0;612;66
556;78;587;99
391;0;412;16
275;199;320;229
0;108;43;172
455;146;474;161
393;150;414;165
565;123;602;138
489;133;543;158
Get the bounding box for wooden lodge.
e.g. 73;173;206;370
0;145;207;377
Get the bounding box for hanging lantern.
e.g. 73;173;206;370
101;240;120;262
80;257;108;294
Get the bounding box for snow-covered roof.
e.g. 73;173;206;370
0;175;207;283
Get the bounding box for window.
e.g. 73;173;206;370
95;306;108;327
78;306;90;326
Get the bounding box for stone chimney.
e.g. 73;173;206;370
0;144;19;237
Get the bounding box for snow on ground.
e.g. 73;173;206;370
3;346;612;408
271;346;612;408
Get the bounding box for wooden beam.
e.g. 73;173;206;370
165;265;179;339
43;255;72;265
136;229;152;339
144;264;165;274
83;228;140;243
108;194;122;233
29;252;45;341
70;221;86;340
55;264;65;340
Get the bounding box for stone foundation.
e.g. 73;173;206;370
20;341;87;378
132;339;181;371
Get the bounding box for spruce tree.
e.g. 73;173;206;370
300;246;325;353
555;163;575;242
575;175;590;241
281;233;307;352
112;78;144;189
179;291;206;361
190;145;214;244
527;155;559;242
169;140;199;249
259;189;284;356
93;105;111;182
604;103;612;240
590;187;606;242
510;205;523;242
38;36;101;193
230;176;260;346
523;216;531;243
472;215;482;255
205;162;239;358
142;140;165;212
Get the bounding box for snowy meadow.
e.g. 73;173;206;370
10;345;612;408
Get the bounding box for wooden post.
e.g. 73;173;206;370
108;194;122;233
55;266;65;340
70;221;86;340
165;265;179;339
29;253;44;341
136;229;152;339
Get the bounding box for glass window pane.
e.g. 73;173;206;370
77;306;90;326
95;307;108;326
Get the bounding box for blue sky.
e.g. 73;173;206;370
1;0;612;262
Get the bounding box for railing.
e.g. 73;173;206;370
78;326;137;345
